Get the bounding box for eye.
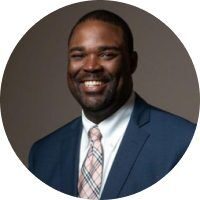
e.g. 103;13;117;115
100;52;117;60
70;53;85;61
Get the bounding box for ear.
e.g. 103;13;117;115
130;51;138;74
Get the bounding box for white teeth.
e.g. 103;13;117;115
84;81;102;87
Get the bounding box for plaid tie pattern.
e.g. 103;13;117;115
78;126;104;200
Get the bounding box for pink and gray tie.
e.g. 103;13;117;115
78;126;104;200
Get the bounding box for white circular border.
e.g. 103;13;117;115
0;0;199;199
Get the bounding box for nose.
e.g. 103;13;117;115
83;54;102;72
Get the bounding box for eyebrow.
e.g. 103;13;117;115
98;46;121;52
69;46;121;53
69;47;84;53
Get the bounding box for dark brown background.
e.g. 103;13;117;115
0;0;199;167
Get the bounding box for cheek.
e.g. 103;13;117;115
103;60;123;77
66;69;73;85
67;65;78;90
67;61;81;77
114;65;131;90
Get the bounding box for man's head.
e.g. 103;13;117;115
67;10;137;122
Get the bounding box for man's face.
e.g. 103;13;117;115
67;20;134;112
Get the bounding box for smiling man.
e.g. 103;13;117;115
29;10;196;199
67;17;136;124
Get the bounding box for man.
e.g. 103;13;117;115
29;10;196;199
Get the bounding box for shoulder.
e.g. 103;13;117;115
28;116;82;173
134;94;196;156
148;105;196;132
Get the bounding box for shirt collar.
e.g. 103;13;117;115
82;92;135;147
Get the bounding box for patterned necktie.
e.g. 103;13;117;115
78;126;104;200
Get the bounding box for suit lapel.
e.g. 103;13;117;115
59;118;82;196
101;95;151;199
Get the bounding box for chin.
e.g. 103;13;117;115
75;89;115;112
81;102;105;112
80;97;110;112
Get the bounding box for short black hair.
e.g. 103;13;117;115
68;10;134;55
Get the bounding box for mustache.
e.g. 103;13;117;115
74;72;112;83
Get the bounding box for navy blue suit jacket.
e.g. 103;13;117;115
29;95;195;199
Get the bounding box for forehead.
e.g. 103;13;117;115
69;20;124;49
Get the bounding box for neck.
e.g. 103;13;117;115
83;90;133;124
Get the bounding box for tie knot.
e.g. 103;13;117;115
88;126;102;141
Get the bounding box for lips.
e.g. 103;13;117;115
79;80;107;93
84;80;103;87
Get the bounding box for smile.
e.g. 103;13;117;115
84;81;103;87
79;80;107;93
